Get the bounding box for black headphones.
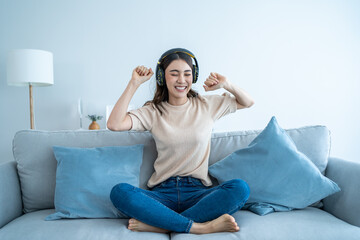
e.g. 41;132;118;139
155;48;199;86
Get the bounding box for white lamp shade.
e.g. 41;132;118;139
7;49;54;87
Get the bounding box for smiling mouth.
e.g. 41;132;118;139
175;86;187;91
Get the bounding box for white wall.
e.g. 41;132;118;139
1;0;359;164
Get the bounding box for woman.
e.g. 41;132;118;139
107;48;255;234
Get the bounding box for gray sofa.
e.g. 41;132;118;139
0;126;359;240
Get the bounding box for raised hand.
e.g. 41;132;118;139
131;65;154;86
203;72;228;92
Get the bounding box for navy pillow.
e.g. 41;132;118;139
209;116;340;215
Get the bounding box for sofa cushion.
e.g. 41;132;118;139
13;125;330;213
13;130;157;213
170;208;360;240
1;209;359;240
209;117;339;215
45;145;143;220
209;125;330;174
0;209;170;240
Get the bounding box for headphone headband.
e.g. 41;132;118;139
159;48;195;61
155;48;199;86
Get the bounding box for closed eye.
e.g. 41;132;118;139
171;74;192;77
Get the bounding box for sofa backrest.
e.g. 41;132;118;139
13;126;330;213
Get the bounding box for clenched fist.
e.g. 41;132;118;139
203;72;229;92
131;65;154;86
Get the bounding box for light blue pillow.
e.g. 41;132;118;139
45;144;144;220
208;116;340;216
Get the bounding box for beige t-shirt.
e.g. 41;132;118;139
129;93;237;188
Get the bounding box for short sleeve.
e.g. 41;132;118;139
128;104;155;131
204;93;237;121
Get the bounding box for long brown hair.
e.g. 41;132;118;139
145;52;198;115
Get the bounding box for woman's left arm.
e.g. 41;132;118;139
203;72;255;109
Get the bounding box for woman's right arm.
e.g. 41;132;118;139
107;66;153;131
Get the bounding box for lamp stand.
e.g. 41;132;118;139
29;84;34;129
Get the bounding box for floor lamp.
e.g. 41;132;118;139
7;49;54;129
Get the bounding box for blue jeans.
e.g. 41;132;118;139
110;176;250;233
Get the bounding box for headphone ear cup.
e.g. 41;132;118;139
159;68;165;86
193;64;198;83
156;66;165;86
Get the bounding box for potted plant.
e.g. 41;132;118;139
87;114;103;130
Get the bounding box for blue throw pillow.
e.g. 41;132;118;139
45;144;144;220
208;116;340;216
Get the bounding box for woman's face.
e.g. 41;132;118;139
164;59;193;105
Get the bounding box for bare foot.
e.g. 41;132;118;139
128;218;170;233
190;214;240;234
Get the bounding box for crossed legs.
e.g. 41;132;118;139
110;179;250;234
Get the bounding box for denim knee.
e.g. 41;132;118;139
223;179;250;201
110;183;134;208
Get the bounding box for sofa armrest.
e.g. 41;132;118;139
323;157;360;227
0;161;23;228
